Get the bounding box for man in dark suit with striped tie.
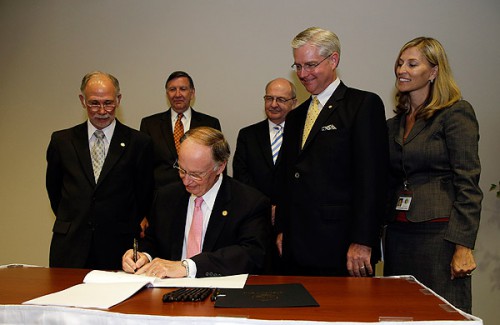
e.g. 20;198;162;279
233;78;296;273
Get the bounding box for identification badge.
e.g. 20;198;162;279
396;194;412;211
396;181;413;211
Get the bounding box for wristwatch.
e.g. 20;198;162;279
181;260;189;277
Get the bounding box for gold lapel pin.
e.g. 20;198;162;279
120;143;125;147
222;210;228;216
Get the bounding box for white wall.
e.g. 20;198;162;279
1;0;499;322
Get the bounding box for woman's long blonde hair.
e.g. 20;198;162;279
394;37;461;119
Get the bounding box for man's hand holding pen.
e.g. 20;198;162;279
122;248;189;278
122;249;149;273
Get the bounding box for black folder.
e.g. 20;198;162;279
214;283;319;308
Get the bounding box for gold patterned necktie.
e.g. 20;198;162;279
173;113;184;153
302;96;320;148
91;130;105;182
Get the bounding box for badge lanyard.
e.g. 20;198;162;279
395;140;413;211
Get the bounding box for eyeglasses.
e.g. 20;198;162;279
263;96;296;104
291;53;332;72
173;160;217;182
85;100;117;112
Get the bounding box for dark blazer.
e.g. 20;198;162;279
141;176;271;277
233;119;281;204
46;120;154;270
275;81;389;275
386;100;482;248
140;108;221;188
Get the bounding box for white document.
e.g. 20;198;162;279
84;270;248;288
23;282;149;310
22;270;248;310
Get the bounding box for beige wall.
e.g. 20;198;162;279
1;0;499;322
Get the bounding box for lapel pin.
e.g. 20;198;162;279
328;105;333;109
222;210;228;216
120;143;125;147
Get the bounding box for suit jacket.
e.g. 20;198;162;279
46;120;154;269
386;100;482;248
233;119;281;204
140;108;221;188
275;81;389;275
141;176;271;277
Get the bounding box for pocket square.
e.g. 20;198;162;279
321;124;337;131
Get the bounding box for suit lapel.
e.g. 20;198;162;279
256;120;274;168
170;192;190;259
96;120;129;186
190;108;203;128
404;117;428;144
202;177;231;252
72;122;95;185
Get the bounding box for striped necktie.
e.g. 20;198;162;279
302;96;320;148
271;125;283;164
91;130;105;182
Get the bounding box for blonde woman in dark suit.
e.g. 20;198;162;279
384;37;482;314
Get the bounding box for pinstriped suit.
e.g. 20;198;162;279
385;99;482;313
386;100;482;248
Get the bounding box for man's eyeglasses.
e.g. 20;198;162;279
291;53;332;72
173;160;217;182
85;100;117;112
263;96;296;104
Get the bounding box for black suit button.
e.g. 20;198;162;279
294;172;300;179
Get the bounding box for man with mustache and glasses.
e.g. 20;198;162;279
46;71;154;270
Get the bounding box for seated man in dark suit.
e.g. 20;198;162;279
122;127;271;278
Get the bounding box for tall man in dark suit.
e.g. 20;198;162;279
46;71;154;270
275;27;389;277
140;71;221;189
122;127;271;278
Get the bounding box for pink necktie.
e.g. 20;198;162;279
187;196;204;258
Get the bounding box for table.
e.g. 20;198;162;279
0;267;482;324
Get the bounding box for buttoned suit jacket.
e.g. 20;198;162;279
46;120;154;269
275;81;389;275
140;108;221;188
141;176;271;277
386;100;482;248
233;119;281;204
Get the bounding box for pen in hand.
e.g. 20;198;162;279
133;238;138;263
